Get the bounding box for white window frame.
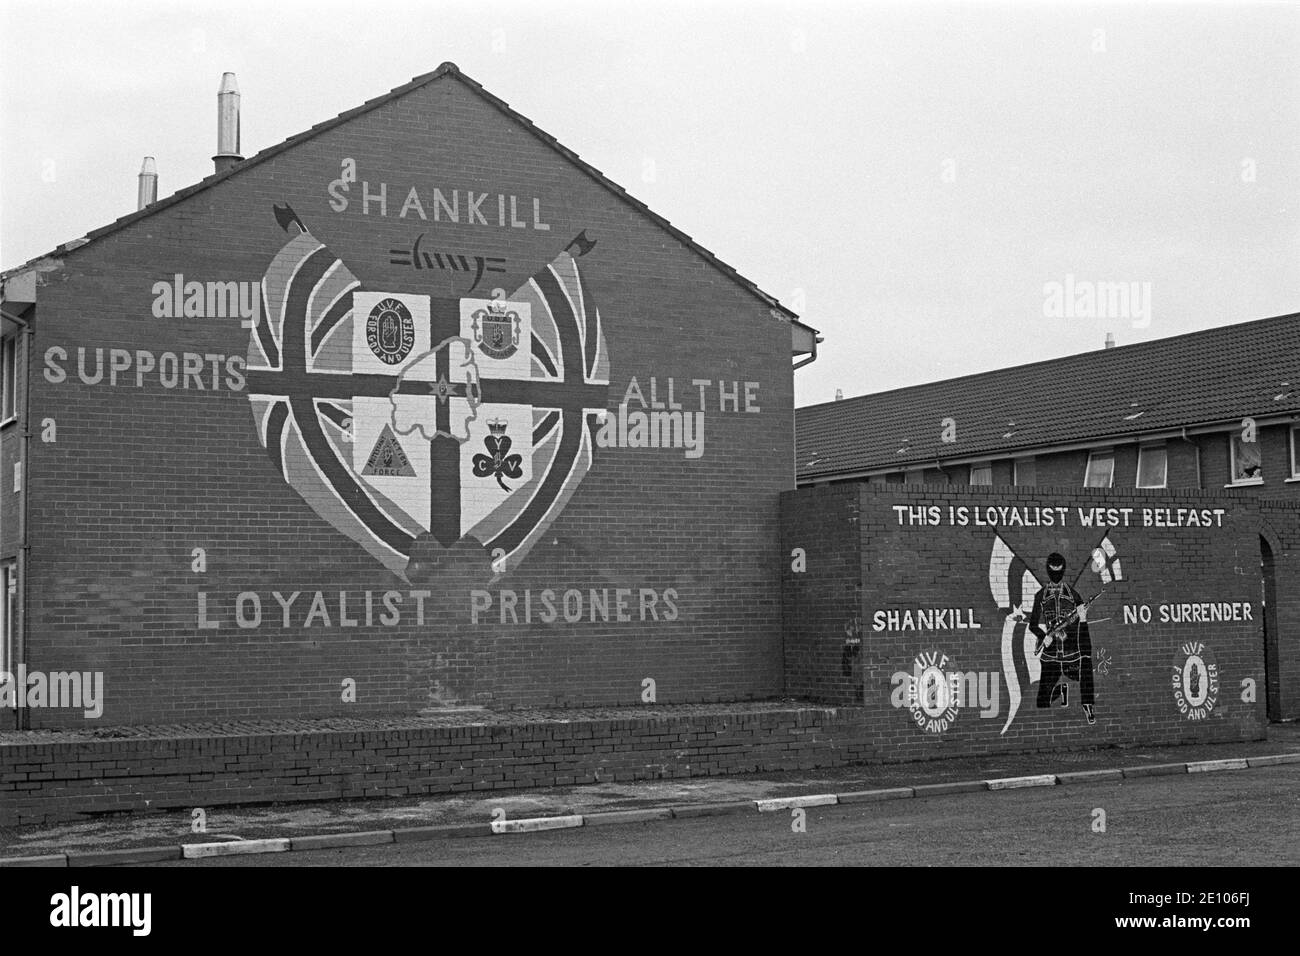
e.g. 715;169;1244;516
1084;449;1115;488
1228;433;1264;486
1;335;16;424
1289;426;1300;481
1136;445;1168;489
968;462;993;486
1;564;14;678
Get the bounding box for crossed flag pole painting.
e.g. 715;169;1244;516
988;530;1123;734
246;204;611;580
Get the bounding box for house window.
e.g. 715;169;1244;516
0;565;14;678
1230;434;1263;483
1014;457;1036;487
1290;426;1299;479
969;462;993;486
1;335;16;422
1136;446;1168;489
1084;450;1114;488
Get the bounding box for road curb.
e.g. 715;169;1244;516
391;822;493;842
4;749;1299;866
1247;754;1300;767
182;838;291;859
836;787;914;804
490;814;584;834
1121;763;1188;779
755;794;838;812
290;830;394;851
66;846;182;867
0;853;67;867
1187;758;1250;773
986;774;1057;790
1055;769;1124;784
583;808;673;826
912;780;989;797
670;801;755;819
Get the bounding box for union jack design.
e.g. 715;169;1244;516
246;205;610;579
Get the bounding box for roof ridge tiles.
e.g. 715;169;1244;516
802;311;1300;414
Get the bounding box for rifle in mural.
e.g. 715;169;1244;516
1034;590;1105;659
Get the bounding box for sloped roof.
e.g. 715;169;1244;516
797;311;1300;481
2;62;809;331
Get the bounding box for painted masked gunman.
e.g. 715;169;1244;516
1029;552;1096;724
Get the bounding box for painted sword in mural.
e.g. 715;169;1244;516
245;204;611;580
988;531;1123;734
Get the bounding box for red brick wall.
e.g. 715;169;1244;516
0;706;872;826
14;76;795;727
782;485;861;701
784;483;1275;754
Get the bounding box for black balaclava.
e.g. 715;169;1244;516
1046;552;1067;584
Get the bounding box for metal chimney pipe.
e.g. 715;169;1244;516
137;156;158;210
1104;332;1116;349
213;72;243;173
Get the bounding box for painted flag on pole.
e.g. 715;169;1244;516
989;534;1043;734
1090;535;1123;584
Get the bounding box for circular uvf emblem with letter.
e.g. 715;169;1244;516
366;297;416;365
1172;642;1219;720
906;650;959;735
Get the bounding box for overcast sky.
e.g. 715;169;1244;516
2;0;1296;407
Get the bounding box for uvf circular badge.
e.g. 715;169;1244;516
905;650;959;734
1172;642;1219;720
366;297;416;365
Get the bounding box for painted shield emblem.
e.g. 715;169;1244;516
365;297;416;364
245;206;611;580
472;304;521;360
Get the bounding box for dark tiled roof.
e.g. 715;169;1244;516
2;63;809;332
797;312;1300;481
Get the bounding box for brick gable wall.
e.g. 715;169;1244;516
9;78;795;727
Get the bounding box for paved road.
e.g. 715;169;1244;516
145;764;1300;866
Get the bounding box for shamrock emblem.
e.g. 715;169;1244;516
472;420;524;492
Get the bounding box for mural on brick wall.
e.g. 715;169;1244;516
868;500;1259;743
990;534;1120;732
245;203;610;580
